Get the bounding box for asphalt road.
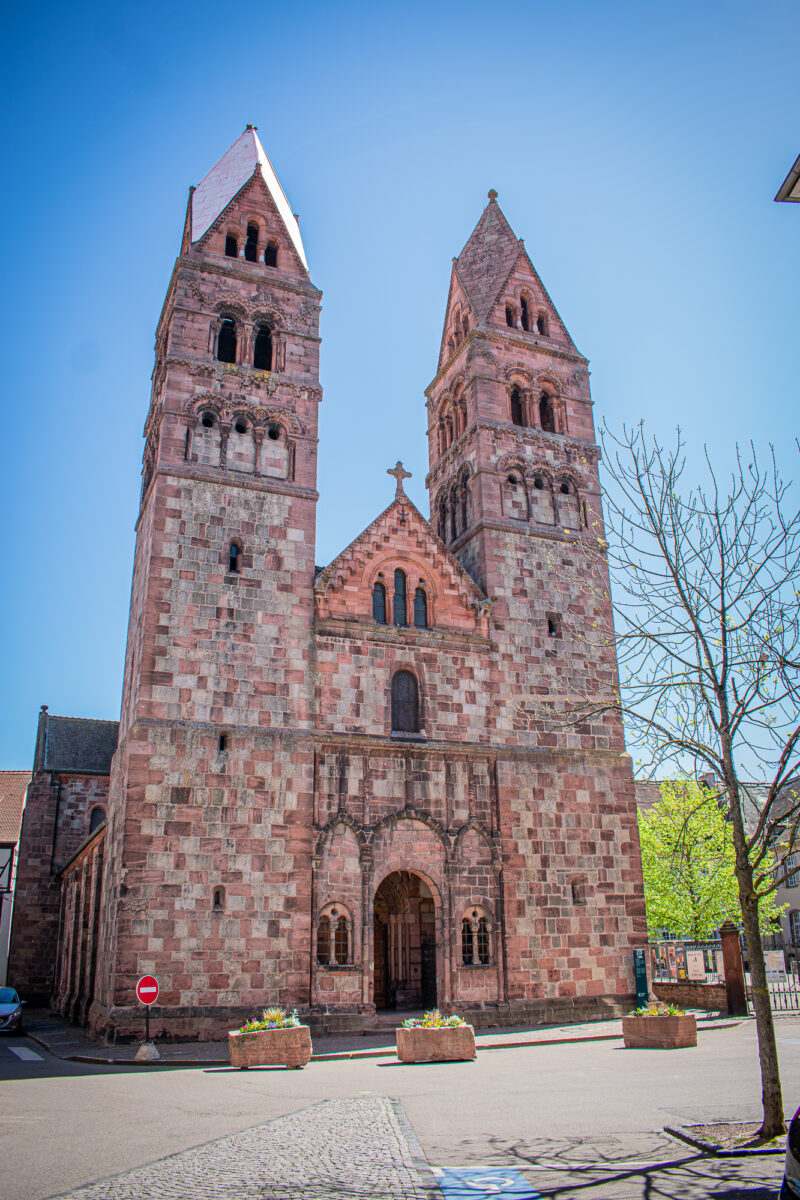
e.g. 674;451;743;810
1;1019;797;1200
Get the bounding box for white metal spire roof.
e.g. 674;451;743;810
190;126;307;270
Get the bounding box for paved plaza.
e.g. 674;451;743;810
1;1014;797;1200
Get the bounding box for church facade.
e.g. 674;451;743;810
11;127;646;1040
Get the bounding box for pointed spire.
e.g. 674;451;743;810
454;194;523;322
190;125;307;269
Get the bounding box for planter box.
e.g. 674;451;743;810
396;1024;476;1063
622;1014;697;1050
228;1025;312;1069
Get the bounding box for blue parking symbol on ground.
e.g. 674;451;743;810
438;1167;541;1197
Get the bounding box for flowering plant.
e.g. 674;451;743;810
400;1008;467;1028
237;1006;301;1033
629;1002;686;1017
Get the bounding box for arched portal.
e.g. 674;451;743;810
373;870;437;1010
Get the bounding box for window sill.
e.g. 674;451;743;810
459;962;493;969
316;962;357;971
390;730;426;741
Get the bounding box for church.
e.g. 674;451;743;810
10;126;646;1040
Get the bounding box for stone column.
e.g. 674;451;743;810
720;920;748;1016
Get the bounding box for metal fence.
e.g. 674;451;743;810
753;978;800;1012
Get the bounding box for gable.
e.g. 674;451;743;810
314;495;489;636
437;268;477;370
487;249;578;351
194;171;308;277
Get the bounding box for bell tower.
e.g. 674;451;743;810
425;191;622;752
91;127;322;1039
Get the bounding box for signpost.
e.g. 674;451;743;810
136;975;159;1050
633;948;649;1007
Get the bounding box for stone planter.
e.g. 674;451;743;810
396;1024;476;1063
228;1025;313;1069
622;1013;697;1049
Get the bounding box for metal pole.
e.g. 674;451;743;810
145;1004;150;1044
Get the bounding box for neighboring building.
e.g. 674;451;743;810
11;127;646;1040
8;708;118;1004
0;771;28;985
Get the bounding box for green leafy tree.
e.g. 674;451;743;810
638;780;786;939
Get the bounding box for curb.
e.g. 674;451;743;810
25;1017;742;1067
665;1125;786;1157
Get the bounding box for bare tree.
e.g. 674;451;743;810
523;425;800;1137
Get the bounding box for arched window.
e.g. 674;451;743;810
228;540;242;574
476;917;491;964
461;917;474;965
391;670;419;732
393;568;407;627
334;915;349;964
540;393;555;433
317;915;331;964
89;806;105;833
505;304;515;327
201;411;215;428
537;311;548;336
264;240;278;267
520;296;530;331
212;886;225;911
244;223;258;262
217;318;237;363
224;234;238;258
253;324;273;370
414;587;428;628
510;386;524;427
459;472;469;530
372;580;387;624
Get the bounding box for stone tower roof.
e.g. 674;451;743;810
190;125;308;269
454;193;523;322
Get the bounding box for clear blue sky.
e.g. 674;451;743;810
0;0;797;768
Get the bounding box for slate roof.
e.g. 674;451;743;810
190;125;307;269
0;771;28;842
37;715;119;776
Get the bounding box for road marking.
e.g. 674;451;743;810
437;1168;541;1197
8;1046;44;1061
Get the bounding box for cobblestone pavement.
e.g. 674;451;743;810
47;1097;438;1200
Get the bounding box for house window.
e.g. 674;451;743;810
217;318;237;363
537;311;548;335
253;324;273;370
547;613;562;639
461;917;474;965
505;304;514;327
264;240;278;267
540;393;555;433
413;587;428;629
212;886;225;911
520;296;530;331
317;915;331;964
372;580;387;624
786;854;799;887
571;879;586;905
244;223;258;262
89;807;105;833
393;569;407;627
510;386;524;427
228;541;242;574
391;670;419;732
201;411;215;428
218;733;228;753
224;234;238;258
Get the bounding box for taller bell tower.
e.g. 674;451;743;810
91;128;322;1039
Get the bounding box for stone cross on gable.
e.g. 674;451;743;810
387;461;412;499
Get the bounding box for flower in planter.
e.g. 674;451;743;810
400;1008;468;1028
237;1006;301;1033
630;1003;686;1017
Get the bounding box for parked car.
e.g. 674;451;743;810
0;988;24;1034
783;1104;800;1199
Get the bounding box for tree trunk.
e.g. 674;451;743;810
726;772;785;1137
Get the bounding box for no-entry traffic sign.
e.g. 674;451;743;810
136;975;159;1006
